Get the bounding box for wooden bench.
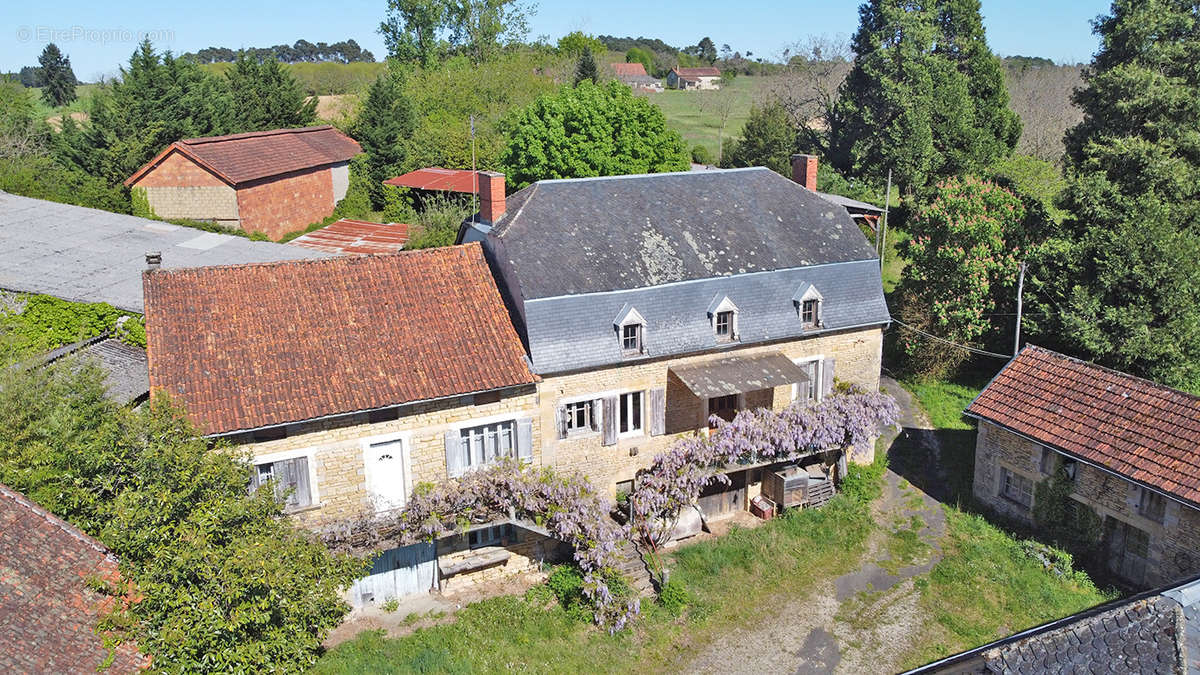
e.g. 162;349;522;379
438;547;511;579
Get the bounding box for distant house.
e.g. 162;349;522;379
125;126;362;240
0;482;150;673
905;572;1200;674
667;66;721;90
288;219;410;256
611;62;663;92
967;346;1200;588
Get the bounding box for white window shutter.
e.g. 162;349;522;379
556;406;568;439
516;418;533;462
602;396;618;446
649;387;666;436
591;398;603;432
822;358;836;397
445;430;464;477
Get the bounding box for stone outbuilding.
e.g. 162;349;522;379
967;345;1200;589
125;126;361;240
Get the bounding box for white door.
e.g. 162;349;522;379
365;437;409;513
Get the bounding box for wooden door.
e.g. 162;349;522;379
697;471;747;519
348;542;437;608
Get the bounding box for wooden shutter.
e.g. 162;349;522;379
556;405;568;439
796;379;811;404
602;396;618;446
276;458;298;507
591;398;603;432
649;387;666;436
248;464;262;494
292;456;312;507
516;418;533;462
822;358;836;397
445;430;463;477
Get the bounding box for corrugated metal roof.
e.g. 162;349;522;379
384;168;481;193
0;191;330;312
289;219;410;255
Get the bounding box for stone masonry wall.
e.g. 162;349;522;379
972;420;1039;524
130;150;239;224
541;326;883;496
235;166;335;240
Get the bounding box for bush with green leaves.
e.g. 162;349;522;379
499;80;689;188
656;578;690;616
0;294;143;358
0;361;365;671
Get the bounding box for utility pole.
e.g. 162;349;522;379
879;169;892;269
1014;261;1027;357
470;115;477;223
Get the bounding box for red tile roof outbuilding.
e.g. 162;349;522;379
125;125;361;187
612;62;648;77
142;243;536;435
0;483;150;673
966;345;1200;507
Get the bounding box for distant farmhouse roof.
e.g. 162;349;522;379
967;345;1200;508
36;334;149;405
488;167;880;299
0;482;150;673
672;66;721;80
612;62;648;77
0;191;328;312
125;125;361;187
289;219;410;255
905;573;1200;674
143;244;537;435
384;167;480;194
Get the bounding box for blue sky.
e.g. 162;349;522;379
6;0;1111;81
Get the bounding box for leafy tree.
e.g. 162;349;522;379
227;55;317;131
1029;0;1200;391
37;43;76;108
351;70;416;208
18;66;41;88
720;102;795;175
0;359;365;671
446;0;534;65
499;80;690;188
625;47;655;76
897;177;1026;376
380;0;448;66
574;48;599;86
558;31;605;58
824;0;1018;193
697;37;718;65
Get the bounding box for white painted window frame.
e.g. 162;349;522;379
251;445;321;508
618;390;645;438
791;355;825;403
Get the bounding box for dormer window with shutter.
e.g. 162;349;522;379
792;283;824;329
614;304;646;357
707;295;739;343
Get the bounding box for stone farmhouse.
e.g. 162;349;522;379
460;166;889;518
125;125;361;240
667;66;721;90
967;345;1200;589
611;62;663;92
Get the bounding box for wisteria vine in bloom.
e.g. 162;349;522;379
321;460;640;631
627;388;900;567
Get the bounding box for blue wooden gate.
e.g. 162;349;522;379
349;542;437;608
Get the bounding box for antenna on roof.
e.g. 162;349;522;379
470;115;478;223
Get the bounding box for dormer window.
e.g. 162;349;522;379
707;294;739;342
614;304;646;357
792;283;824;329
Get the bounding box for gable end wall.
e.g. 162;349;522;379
129;150;239;223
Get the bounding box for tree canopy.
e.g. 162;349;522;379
37;43;76;108
381;0;534;65
227;56;317;131
720;102;795;175
498;80;690;188
574;48;599;86
1029;0;1200;391
352;70;416;208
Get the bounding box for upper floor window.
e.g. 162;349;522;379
708;295;739;342
801;299;820;327
715;311;734;339
614;304;646;357
622;323;643;354
792;283;824;329
619;391;643;435
564;400;595;434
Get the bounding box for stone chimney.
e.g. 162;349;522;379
145;251;162;271
790;154;819;191
478;171;506;223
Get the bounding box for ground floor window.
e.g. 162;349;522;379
460;420;516;469
251;456;312;509
1000;466;1033;509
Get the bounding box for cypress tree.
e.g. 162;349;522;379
575;48;599;86
351;71;416;208
1031;0;1200;390
227;55;317;132
37;43;76;108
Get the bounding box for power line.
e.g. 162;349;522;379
889;319;1014;360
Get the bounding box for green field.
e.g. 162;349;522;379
30;83;99;121
645;76;769;161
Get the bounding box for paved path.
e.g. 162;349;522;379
685;377;949;675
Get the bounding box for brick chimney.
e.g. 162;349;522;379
478;171;506;223
790;154;818;191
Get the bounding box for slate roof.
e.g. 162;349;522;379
126;125;361;187
612;62;648;77
289;219;410;255
0;482;149;674
143;243;537;435
966;345;1200;507
905;574;1200;674
0;191;328;312
488;168;879;300
38;335;149;405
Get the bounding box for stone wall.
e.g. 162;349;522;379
235;166;335;240
972;420;1039;523
540;326;883;496
435;529;572;595
130;150;239;224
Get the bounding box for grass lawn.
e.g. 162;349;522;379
29;83;99;121
647;76;768;160
879;225;908;293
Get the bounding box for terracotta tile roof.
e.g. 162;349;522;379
288;219;410;255
0;483;149;673
125;125;361;187
384;167;481;193
673;67;721;78
143;243;536;435
612;62;648;77
966;345;1200;506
